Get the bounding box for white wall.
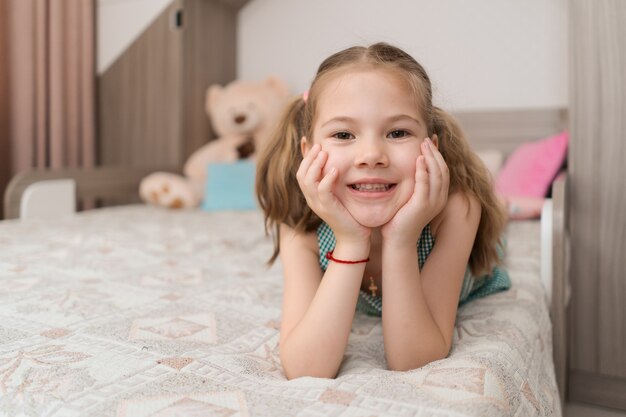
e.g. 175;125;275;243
97;0;173;75
238;0;568;111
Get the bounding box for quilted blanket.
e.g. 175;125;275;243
0;206;560;416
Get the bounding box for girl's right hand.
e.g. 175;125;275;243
296;144;371;246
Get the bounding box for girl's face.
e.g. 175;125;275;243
303;68;429;228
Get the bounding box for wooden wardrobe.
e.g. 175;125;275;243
567;0;626;410
98;0;250;169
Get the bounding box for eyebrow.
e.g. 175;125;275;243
321;114;421;128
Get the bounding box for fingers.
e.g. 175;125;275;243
296;145;357;234
421;137;449;207
429;135;447;172
421;138;441;192
422;138;442;174
306;148;327;185
317;167;338;206
296;143;321;184
297;144;327;193
296;143;339;213
414;154;429;201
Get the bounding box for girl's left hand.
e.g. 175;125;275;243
381;136;449;246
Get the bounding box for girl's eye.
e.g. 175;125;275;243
388;130;409;139
332;131;355;140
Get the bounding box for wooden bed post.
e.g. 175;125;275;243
551;173;569;407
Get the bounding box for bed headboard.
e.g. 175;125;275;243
4;108;567;221
453;107;568;156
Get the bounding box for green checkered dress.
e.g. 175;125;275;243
317;222;511;317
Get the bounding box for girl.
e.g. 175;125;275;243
256;43;510;380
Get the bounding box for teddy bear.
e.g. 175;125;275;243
139;77;290;208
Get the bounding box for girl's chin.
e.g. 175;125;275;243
349;211;395;229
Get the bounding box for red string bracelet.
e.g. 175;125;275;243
325;250;369;264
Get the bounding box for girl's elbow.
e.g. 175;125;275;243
387;355;444;372
280;352;339;380
387;362;413;372
283;366;338;380
387;344;451;372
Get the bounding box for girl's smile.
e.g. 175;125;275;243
348;178;397;196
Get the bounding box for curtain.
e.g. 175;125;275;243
6;0;95;176
0;0;9;219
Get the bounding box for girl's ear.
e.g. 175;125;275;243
431;134;439;149
300;136;309;157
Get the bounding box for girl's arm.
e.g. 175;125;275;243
381;191;481;371
278;223;369;380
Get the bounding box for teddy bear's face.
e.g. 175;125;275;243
208;83;279;138
218;99;263;136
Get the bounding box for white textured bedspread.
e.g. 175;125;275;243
0;206;560;417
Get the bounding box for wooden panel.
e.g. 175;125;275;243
216;0;251;10
181;0;237;159
97;0;245;167
568;0;599;375
569;370;626;410
98;0;183;167
595;1;626;379
569;0;626;387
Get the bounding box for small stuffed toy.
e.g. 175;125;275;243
139;77;290;208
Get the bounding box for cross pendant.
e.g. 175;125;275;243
368;276;378;297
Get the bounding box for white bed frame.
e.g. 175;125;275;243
2;108;569;406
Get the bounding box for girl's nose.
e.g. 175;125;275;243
354;138;389;168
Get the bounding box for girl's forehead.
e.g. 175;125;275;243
314;68;423;120
318;67;409;95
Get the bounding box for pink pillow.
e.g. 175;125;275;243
495;130;568;198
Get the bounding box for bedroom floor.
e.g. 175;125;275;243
566;402;626;417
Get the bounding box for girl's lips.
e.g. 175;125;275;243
347;182;397;199
345;177;398;198
349;183;396;192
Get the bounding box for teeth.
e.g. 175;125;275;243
351;184;391;192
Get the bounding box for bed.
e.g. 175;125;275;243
0;109;569;417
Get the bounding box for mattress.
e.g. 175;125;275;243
0;206;560;416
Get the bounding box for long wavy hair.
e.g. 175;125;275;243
256;42;506;276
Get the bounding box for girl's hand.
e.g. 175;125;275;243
297;144;371;245
381;136;449;246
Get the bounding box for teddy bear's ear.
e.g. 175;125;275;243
206;85;223;115
264;76;289;98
